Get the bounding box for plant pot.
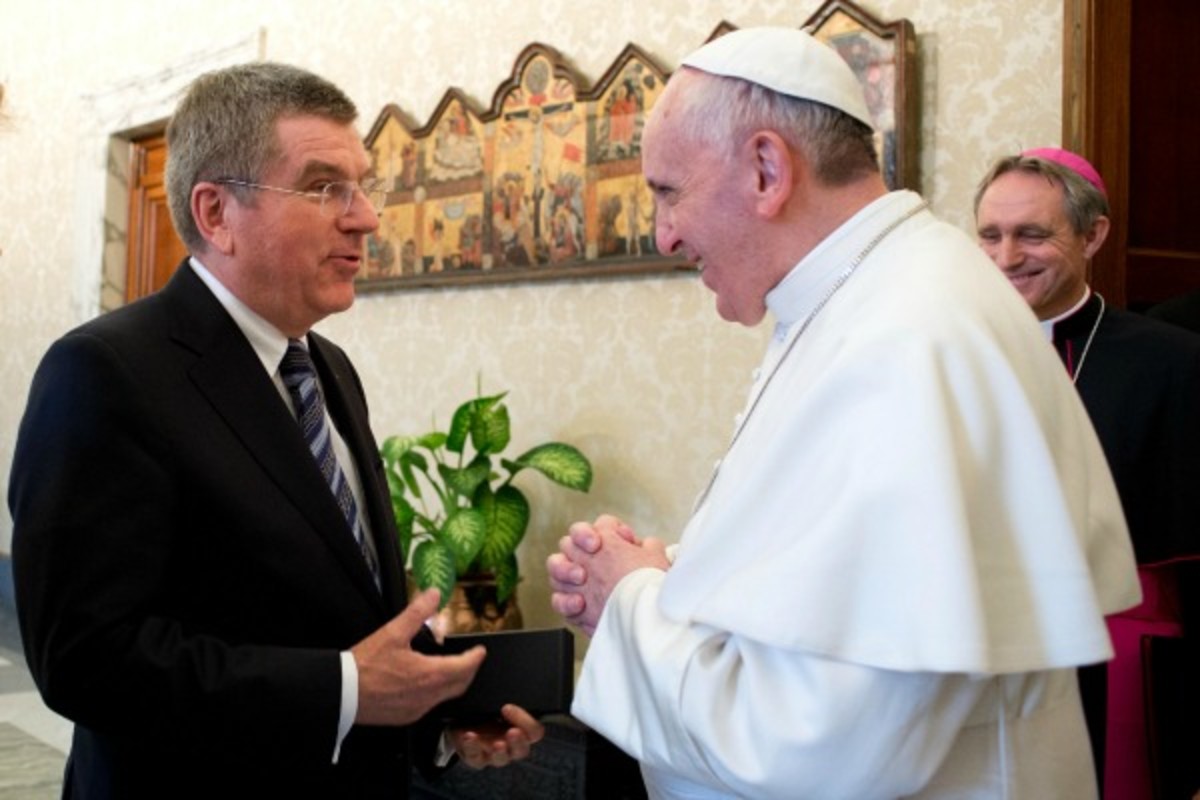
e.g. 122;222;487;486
417;574;524;634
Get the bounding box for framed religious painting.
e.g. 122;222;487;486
804;0;919;191
358;43;686;291
357;7;919;292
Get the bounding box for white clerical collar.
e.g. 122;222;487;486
1039;287;1092;341
766;190;926;329
188;257;292;374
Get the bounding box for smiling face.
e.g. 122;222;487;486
641;74;778;326
220;114;378;336
975;170;1106;320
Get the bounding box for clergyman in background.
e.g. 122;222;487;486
975;147;1200;799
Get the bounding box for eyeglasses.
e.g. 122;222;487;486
215;178;388;217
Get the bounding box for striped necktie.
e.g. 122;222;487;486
280;340;381;590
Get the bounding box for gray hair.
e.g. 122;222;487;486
165;62;358;252
973;155;1109;235
667;67;879;186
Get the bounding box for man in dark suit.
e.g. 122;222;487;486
975;148;1200;800
1148;287;1200;335
9;62;542;798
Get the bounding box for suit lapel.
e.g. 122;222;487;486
161;265;390;612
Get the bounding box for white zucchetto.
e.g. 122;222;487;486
681;26;875;129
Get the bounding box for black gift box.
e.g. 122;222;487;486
422;627;575;722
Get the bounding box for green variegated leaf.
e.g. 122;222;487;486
477;485;529;571
413;540;456;606
442;509;486;574
390;494;415;565
401;449;429;472
396;449;429;499
416;431;448;451
509;443;593;491
471;398;510;455
446;398;478;453
494;553;519;604
447;393;507;454
384;464;407;499
379;434;416;466
439;457;491;498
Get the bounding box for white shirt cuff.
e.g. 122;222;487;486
333;650;358;763
435;729;456;767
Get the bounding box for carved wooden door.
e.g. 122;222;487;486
126;132;187;301
1065;0;1200;308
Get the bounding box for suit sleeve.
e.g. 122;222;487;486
9;332;343;764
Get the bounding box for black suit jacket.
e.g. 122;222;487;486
1053;295;1200;564
9;263;430;798
1054;295;1200;800
1147;287;1200;336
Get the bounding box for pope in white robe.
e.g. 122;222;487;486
548;27;1139;800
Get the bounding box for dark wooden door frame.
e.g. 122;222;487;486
1063;0;1131;307
1064;0;1200;309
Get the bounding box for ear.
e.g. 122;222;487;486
748;131;794;219
1082;214;1110;260
191;182;236;255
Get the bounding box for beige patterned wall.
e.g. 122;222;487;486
0;0;1062;632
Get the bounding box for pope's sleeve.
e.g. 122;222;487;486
572;568;997;799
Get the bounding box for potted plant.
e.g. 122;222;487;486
380;387;592;631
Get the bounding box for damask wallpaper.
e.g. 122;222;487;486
0;0;1062;631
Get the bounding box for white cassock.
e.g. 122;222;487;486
571;191;1140;799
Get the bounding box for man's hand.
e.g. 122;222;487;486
449;704;546;769
547;514;669;635
351;588;485;725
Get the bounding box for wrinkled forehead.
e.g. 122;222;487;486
644;70;713;160
980;171;1069;220
643;73;686;139
267;115;370;178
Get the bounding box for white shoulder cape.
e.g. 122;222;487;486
657;194;1138;673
